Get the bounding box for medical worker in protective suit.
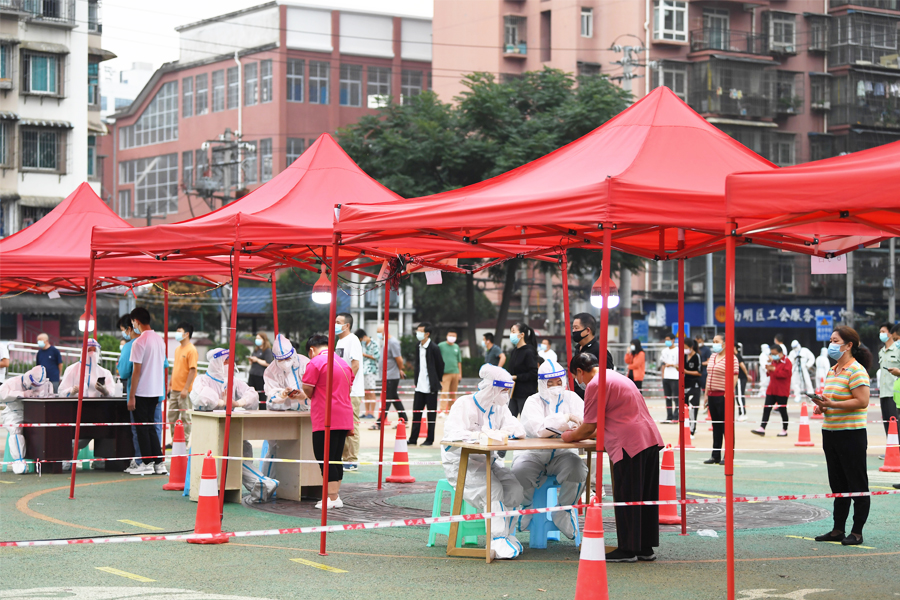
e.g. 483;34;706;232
59;338;114;398
1;366;52;473
441;364;527;559
789;340;815;400
263;334;310;411
512;359;587;540
815;346;830;390
758;344;771;394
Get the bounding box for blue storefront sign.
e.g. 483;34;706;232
664;302;843;329
672;321;690;339
633;320;649;343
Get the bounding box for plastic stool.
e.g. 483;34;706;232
76;445;93;471
2;433;35;474
427;479;485;547
527;475;581;549
182;454;191;497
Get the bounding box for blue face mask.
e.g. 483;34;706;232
121;330;130;341
710;343;723;354
509;333;520;345
37;340;46;349
827;343;844;361
664;340;673;348
334;324;344;336
880;332;890;344
255;337;263;347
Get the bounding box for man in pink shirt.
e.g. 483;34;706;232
301;334;355;509
563;352;664;563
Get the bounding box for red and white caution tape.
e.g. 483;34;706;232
15;422;166;428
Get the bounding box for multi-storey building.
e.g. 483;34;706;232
100;61;154;119
0;0;114;236
101;2;432;226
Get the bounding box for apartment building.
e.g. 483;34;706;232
102;2;432;226
0;0;114;236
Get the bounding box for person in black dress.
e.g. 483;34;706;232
507;322;538;418
248;332;275;408
684;339;702;435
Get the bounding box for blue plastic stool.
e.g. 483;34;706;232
427;479;485;547
2;433;34;474
527;475;581;549
182;454;191;497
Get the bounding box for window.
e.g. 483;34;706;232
581;8;593;38
114;98;131;110
195;148;209;181
0;44;10;82
769;13;795;50
655;63;687;100
578;62;602;77
195;73;208;115
88;0;100;32
808;17;828;52
339;64;362;107
287;138;304;167
87;135;96;179
401;69;423;102
23;52;61;95
259;138;272;182
243;141;257;185
244;62;257;106
367;66;390;107
309;61;329;104
182;150;193;189
21;128;64;172
654;1;687;43
260;60;272;103
504;15;526;47
212;70;225;112
182;76;193;118
810;75;831;109
0;121;10;167
227;66;239;109
702;8;730;51
119;81;178;149
117;189;131;218
651;260;677;292
88;62;99;107
770;135;795;167
120;154;180;216
775;261;794;293
287;58;304;102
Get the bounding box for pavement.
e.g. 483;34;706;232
2;395;900;600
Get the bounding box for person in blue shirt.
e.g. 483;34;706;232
35;333;64;393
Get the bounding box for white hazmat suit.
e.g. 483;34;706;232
262;334;310;412
59;339;114;398
815;347;831;391
758;344;771;393
511;360;586;539
0;366;52;473
789;340;815;400
441;364;526;560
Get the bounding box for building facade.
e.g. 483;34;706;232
0;0;113;236
102;2;432;227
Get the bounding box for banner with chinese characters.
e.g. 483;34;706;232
719;304;842;328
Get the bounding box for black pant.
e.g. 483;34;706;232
760;394;789;431
376;379;408;425
708;394;731;463
133;396;163;465
822;428;870;535
736;379;747;416
880;396;899;435
248;373;266;409
663;379;679;421
612;446;661;553
408;391;437;444
313;430;349;483
509;395;528;418
634;380;643;391
684;383;701;435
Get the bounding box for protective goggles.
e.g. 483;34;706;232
211;349;229;360
28;372;44;386
274;337;294;360
492;380;514;389
538;369;567;381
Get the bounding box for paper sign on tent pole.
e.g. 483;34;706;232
811;255;847;275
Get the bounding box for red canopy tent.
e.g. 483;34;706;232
337;87;780;587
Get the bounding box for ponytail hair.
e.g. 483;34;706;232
833;325;872;370
512;321;538;349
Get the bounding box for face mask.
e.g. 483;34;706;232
447;335;456;344
509;333;520;345
255;337;263;347
827;343;844;361
174;332;183;342
132;321;140;332
881;332;890;343
121;330;130;341
480;340;486;347
629;344;635;352
334;324;344;336
684;349;691;355
571;329;586;343
547;385;563;395
37;340;46;349
711;343;723;354
416;331;425;341
541;344;549;352
770;354;780;362
575;379;586;390
664;340;673;348
278;359;293;373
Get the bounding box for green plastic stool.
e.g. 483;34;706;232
76;445;93;471
2;433;35;474
427;479;485;547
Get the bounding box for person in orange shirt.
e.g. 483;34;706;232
624;339;646;391
168;321;198;443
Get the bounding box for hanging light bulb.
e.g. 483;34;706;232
311;269;332;305
590;276;620;309
78;310;96;332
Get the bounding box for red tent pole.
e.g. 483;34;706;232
377;281;391;489
320;237;339;555
561;253;573;388
271;276;279;338
91;289;97;340
595;228;611;514
725;224;737;600
678;257;687;535
69;259;95;499
162;283;169;456
218;238;241;517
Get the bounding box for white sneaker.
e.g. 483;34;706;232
438;412;446;419
737;414;748;422
315;496;344;509
129;463;154;476
124;460;140;474
154;462;168;475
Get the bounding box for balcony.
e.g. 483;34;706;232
830;0;900;10
688;58;774;119
690;29;767;55
21;0;75;26
832;97;900;128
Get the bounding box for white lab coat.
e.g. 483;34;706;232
0;367;52;473
59;357;113;398
262;354;310;411
190;352;258;411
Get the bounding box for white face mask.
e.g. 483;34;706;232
278;359;293;373
547;385;563;395
629;344;635;352
416;331;425;341
447;335;456;344
541;344;549;352
174;331;184;342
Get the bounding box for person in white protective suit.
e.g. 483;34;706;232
511;359;587;540
59;338;114;398
263;334;310;412
815;346;830;391
789;340;815;401
758;344;771;395
441;364;527;560
190;348;276;502
0;366;52;474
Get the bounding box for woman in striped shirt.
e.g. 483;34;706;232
703;334;739;465
809;326;872;546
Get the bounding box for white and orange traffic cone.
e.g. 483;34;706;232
163;419;187;491
676;405;694;449
795;403;815;447
880;416;900;473
187;451;229;545
658;445;680;525
573;497;609;600
419;410;428;440
386;418;416;483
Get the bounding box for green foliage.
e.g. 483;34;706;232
230;342;251;364
399;334;418;370
271;269;331;346
96;334;121;355
410;271;495;328
461;356;484;378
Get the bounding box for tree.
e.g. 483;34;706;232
410;270;495;330
271;269;331;346
337;68;638;349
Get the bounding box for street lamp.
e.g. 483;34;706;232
311;269;332;305
590;276;620;309
78;310;96;332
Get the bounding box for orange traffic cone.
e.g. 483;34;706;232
880;416;900;473
573;497;610;600
707;408;713;431
163;419;187;491
795;403;815;447
811;388;824;419
676;405;694;449
187;451;229;545
386;418;416;483
658;445;680;525
419;410;428;439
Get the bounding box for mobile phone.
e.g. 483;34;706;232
545;426;563;436
803;392;821;400
97;376;106;386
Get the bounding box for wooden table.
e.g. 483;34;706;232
444;438;598;563
21;397;133;473
189;410;320;503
